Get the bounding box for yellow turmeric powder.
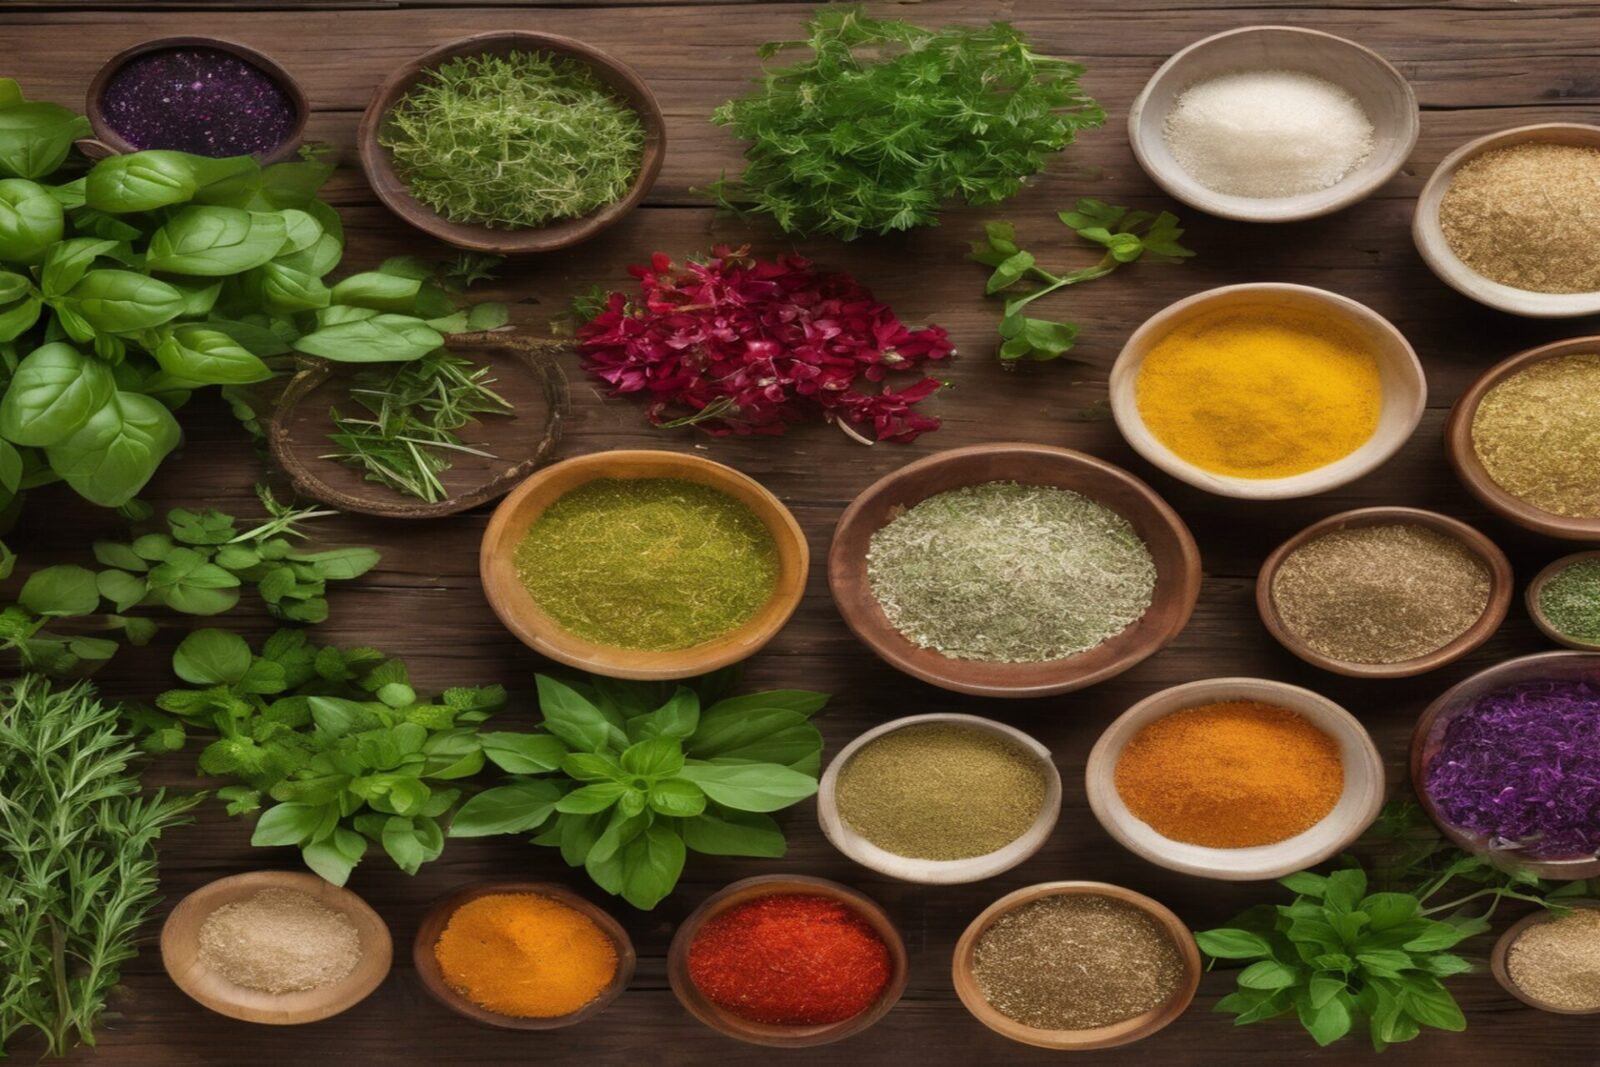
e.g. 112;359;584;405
1113;700;1344;848
433;892;618;1018
1134;306;1382;478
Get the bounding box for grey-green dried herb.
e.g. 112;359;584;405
1472;354;1600;518
1538;558;1600;643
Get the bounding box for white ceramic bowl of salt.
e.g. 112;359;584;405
1128;25;1419;222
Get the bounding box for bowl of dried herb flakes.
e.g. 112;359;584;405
1528;551;1600;652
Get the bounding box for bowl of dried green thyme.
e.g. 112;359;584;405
1528;551;1600;651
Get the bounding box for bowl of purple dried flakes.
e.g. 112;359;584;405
1411;650;1600;880
86;36;308;164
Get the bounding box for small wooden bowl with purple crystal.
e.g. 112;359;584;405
1410;650;1600;880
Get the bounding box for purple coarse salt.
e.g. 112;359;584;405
100;47;297;158
1424;678;1600;858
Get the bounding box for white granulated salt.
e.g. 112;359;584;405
1162;69;1375;199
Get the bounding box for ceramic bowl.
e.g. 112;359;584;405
1414;124;1600;316
1410;651;1600;879
828;443;1201;699
1490;900;1600;1014
1446;336;1600;540
1256;507;1513;678
412;881;634;1030
358;31;666;254
951;881;1201;1050
667;875;908;1048
1527;551;1600;651
1085;677;1386;880
160;870;391;1024
480;449;808;680
1128;26;1418;222
816;713;1063;885
1110;283;1426;500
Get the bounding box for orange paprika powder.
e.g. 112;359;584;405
432;892;617;1018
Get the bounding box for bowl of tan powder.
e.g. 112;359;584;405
817;714;1063;885
160;870;391;1024
1492;900;1600;1014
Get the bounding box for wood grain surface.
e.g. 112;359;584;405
1;1;1596;1063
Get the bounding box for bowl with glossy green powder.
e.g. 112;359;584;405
481;450;807;679
817;714;1062;884
1529;551;1600;651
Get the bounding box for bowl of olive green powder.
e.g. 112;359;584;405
1529;552;1600;651
818;714;1062;884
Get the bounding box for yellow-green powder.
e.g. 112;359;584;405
514;478;778;651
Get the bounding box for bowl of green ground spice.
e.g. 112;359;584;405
829;443;1200;698
1529;552;1600;651
480;449;807;679
817;714;1062;885
359;32;664;254
952;882;1200;1050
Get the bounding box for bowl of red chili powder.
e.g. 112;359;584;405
669;875;907;1047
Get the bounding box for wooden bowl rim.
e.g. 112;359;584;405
85;35;309;165
826;442;1202;698
1526;550;1600;651
356;30;666;254
1255;506;1514;678
1127;24;1419;223
266;333;569;519
1084;677;1387;880
1489;898;1600;1014
1412;123;1600;317
159;870;392;1025
950;881;1201;1050
816;712;1063;885
1445;335;1600;539
1409;650;1600;879
410;880;636;1030
479;448;809;680
666;874;909;1048
1109;283;1427;500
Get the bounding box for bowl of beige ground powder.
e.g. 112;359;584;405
1492;901;1600;1014
161;870;392;1024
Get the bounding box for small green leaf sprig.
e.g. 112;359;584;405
971;199;1195;363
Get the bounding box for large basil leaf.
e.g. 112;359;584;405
617;822;685;910
675;760;819;812
155;324;272;385
276;209;322;254
44;390;181;506
0;268;30;303
145;206;287;276
682;806;786;857
64;270;185;333
0;101;90;180
84;151;200;213
295;313;442;362
204;317;296;357
0;293;39;342
0;178;63;264
40;237;118;298
254;260;330;313
330;271;422;311
254;160;335;209
536;675;627;753
0;342;116;446
448;780;562;838
19;563;100;616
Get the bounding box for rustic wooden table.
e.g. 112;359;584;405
4;1;1595;1063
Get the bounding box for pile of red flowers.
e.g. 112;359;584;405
576;247;953;443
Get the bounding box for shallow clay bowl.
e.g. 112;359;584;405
667;875;908;1047
1128;25;1418;222
816;713;1063;885
1415;124;1600;316
480;448;808;680
359;31;665;254
828;443;1200;699
951;881;1201;1050
1110;283;1426;500
160;870;391;1024
1086;677;1385;880
85;36;308;164
1410;651;1600;879
1490;899;1600;1014
1527;551;1600;651
268;334;568;519
1256;507;1513;678
1446;336;1600;540
413;881;634;1030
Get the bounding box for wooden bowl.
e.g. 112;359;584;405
1085;678;1385;881
1256;507;1513;678
1446;336;1600;540
1127;26;1418;222
828;443;1200;699
1414;124;1600;317
1110;283;1426;500
412;881;635;1030
816;713;1063;885
1490;900;1600;1014
667;875;908;1048
86;36;308;164
1410;650;1600;879
951;881;1201;1050
358;32;665;254
268;334;568;519
480;449;808;680
160;870;391;1024
1527;551;1600;651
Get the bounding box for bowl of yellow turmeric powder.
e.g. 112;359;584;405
1110;283;1425;499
